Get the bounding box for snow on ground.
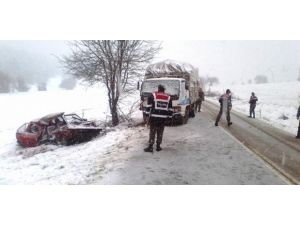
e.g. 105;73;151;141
0;80;141;184
0;126;135;184
209;82;300;135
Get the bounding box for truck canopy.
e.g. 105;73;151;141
145;59;199;84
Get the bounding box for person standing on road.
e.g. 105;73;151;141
195;88;205;112
296;105;300;139
248;92;258;118
215;89;232;127
144;85;173;152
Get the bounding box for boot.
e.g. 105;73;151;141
144;144;153;152
228;122;233;126
215;122;218;126
156;144;162;152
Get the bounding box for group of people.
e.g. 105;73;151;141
144;85;300;153
214;90;258;126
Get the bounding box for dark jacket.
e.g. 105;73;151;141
297;106;300;119
148;91;173;118
249;95;258;105
198;90;205;101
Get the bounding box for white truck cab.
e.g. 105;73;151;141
140;60;202;125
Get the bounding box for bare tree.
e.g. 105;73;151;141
62;40;161;126
0;70;11;93
59;76;77;90
205;76;219;92
254;75;268;84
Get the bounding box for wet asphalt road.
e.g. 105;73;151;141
204;100;300;184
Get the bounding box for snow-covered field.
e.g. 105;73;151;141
0;80;141;184
209;82;300;135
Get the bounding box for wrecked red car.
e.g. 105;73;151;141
16;112;103;147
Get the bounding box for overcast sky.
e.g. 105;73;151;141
159;40;300;84
1;40;300;84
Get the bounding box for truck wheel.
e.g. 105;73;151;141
183;109;189;124
189;108;195;118
178;109;189;125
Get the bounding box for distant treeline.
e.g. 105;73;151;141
0;45;68;93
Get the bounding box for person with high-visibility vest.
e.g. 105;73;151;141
144;85;173;152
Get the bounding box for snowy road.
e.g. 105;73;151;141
93;110;287;184
204;100;300;184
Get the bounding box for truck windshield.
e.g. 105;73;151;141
141;80;180;96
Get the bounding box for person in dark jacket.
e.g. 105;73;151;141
215;89;232;126
296;105;300;139
195;88;205;112
249;92;258;118
144;85;173;152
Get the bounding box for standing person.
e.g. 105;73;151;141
215;89;232;126
195;88;205;112
249;92;258;118
144;85;173;152
296;105;300;139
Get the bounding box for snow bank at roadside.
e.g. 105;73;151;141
0;126;134;184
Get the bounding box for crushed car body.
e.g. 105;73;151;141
16;112;103;147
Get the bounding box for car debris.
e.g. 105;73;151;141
16;112;103;147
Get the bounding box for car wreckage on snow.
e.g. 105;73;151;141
16;112;103;147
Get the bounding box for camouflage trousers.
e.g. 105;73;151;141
297;120;300;138
249;104;256;117
149;118;165;145
195;100;203;112
216;105;231;124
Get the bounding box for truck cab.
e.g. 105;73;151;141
140;77;191;124
140;59;202;125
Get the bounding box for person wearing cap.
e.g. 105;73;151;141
215;89;232;126
144;84;173;152
249;92;258;118
296;105;300;139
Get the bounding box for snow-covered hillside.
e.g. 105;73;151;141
209;82;300;135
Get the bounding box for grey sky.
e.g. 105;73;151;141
1;40;300;84
159;40;300;84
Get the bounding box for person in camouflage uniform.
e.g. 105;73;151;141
144;85;173;152
296;105;300;139
215;89;233;127
195;88;205;112
248;92;258;118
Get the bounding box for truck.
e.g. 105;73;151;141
139;59;202;125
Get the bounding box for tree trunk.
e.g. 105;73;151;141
111;100;119;126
